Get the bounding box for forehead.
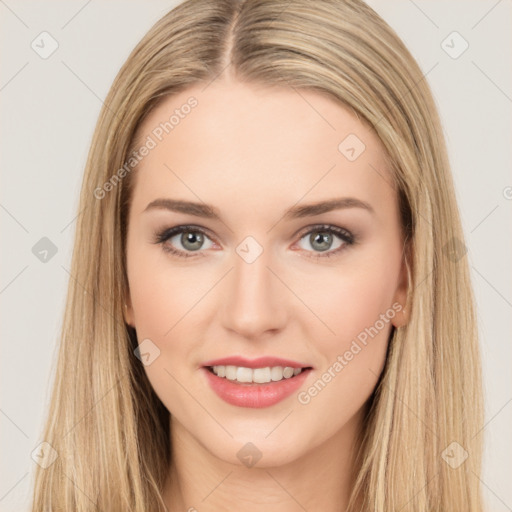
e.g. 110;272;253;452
130;80;395;218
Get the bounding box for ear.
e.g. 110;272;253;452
391;248;411;328
124;294;136;328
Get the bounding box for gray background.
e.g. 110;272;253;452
1;1;511;510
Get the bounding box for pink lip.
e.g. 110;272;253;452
201;356;311;369
201;366;313;409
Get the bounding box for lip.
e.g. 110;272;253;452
201;356;312;369
201;366;313;408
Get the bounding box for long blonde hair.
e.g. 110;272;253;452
31;0;484;510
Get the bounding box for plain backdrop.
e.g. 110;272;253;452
1;1;511;510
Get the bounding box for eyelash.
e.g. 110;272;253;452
153;224;356;260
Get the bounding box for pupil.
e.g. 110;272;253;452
311;232;332;252
182;231;203;251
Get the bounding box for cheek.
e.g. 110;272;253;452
296;266;396;422
126;239;204;339
126;238;219;370
302;252;399;377
126;242;202;411
310;260;398;337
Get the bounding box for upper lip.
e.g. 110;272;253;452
202;356;312;369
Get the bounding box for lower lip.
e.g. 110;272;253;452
202;367;312;408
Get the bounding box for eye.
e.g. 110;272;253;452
154;225;214;258
154;224;356;259
295;224;355;258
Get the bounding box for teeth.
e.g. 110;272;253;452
271;366;283;381
236;367;252;383
225;365;237;380
211;365;305;383
253;367;271;383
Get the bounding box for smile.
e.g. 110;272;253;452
207;365;307;383
202;365;313;408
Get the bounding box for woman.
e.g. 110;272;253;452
31;0;484;510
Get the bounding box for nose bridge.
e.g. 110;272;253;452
221;236;286;337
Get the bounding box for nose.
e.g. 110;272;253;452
221;244;288;339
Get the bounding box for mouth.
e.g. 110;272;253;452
201;362;314;408
204;365;313;385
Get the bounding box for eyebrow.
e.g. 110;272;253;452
143;197;374;220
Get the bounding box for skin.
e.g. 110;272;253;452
124;77;409;511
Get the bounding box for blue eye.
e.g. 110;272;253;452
154;224;355;259
296;224;355;258
154;225;213;258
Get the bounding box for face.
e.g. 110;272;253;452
124;79;408;467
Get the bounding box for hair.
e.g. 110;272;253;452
30;0;484;510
